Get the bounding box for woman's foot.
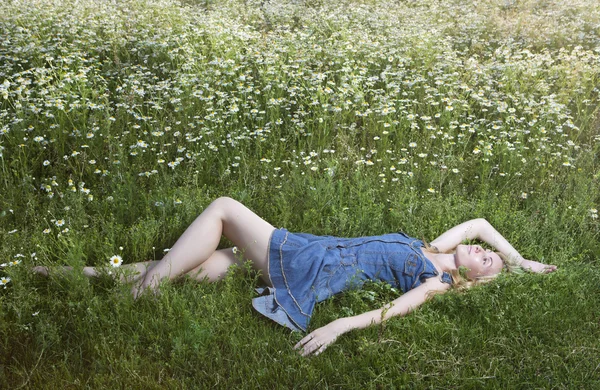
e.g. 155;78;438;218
32;265;98;277
32;266;51;276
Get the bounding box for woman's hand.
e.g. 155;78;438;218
294;318;351;357
521;259;557;274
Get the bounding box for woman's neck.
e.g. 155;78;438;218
421;250;457;273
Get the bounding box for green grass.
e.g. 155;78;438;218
1;0;600;388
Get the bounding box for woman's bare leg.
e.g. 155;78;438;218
133;197;275;298
33;265;104;278
33;248;242;284
186;248;246;282
89;249;244;283
33;262;159;283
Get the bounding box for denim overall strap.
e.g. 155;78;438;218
404;233;453;286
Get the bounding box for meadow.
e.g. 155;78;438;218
1;0;600;387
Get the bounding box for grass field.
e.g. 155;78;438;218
1;0;600;388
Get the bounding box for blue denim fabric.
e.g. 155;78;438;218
252;228;453;332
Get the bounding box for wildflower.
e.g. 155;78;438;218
43;160;50;166
452;168;459;173
427;188;436;193
408;142;417;148
521;192;528;199
109;255;123;268
43;228;51;234
55;219;65;227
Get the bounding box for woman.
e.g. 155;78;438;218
34;197;557;356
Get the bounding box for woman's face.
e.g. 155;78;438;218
455;244;503;279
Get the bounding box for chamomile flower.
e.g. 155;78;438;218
109;255;123;268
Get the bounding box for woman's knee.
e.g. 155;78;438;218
208;197;238;214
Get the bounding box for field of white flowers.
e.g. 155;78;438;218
1;0;599;387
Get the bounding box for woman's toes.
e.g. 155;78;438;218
32;266;49;276
83;267;97;277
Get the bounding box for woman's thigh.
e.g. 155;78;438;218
187;247;272;286
213;197;275;283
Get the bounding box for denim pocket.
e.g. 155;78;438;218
403;253;419;276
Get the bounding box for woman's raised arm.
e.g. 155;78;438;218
430;218;556;273
294;278;450;356
429;218;488;253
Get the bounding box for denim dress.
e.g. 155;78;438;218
252;228;453;332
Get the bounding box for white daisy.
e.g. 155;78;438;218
109;255;123;268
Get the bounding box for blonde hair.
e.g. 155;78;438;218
422;240;523;291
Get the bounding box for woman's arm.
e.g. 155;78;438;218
430;218;556;271
429;218;492;253
294;278;450;356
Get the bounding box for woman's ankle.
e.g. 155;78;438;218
83;267;98;278
32;266;50;276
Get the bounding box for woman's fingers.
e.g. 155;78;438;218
300;339;325;357
294;336;309;348
294;332;335;356
294;320;347;356
314;344;328;356
297;339;320;356
294;332;321;356
294;333;314;349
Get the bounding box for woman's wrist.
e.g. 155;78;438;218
336;317;355;333
344;309;383;331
